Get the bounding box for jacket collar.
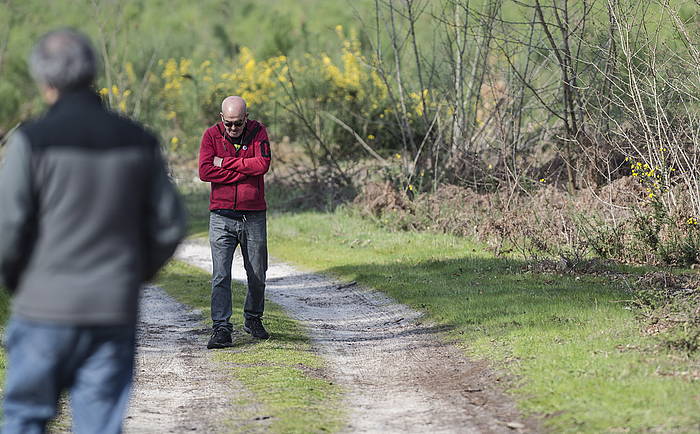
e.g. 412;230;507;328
217;120;249;145
49;88;102;114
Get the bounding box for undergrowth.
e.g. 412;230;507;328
632;273;700;354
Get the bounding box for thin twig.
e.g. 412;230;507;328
322;112;389;166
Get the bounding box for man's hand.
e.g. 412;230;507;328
213;156;223;167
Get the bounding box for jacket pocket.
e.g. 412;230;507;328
237;177;260;206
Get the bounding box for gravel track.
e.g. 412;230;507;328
50;285;267;433
175;239;536;433
123;285;257;433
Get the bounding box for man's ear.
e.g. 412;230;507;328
41;85;59;105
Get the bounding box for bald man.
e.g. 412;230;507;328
199;96;272;348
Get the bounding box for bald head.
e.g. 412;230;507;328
221;96;247;117
220;96;248;138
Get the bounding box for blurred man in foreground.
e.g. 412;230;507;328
198;96;272;348
0;28;186;433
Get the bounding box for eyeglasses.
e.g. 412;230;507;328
224;119;245;128
221;113;247;128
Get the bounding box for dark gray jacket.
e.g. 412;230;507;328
0;89;186;325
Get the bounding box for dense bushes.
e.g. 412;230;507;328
353;174;700;268
142;26;413;163
2;0;699;271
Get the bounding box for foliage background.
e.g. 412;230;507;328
2;0;700;264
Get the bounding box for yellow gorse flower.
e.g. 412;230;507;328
146;27;399;151
628;159;669;201
220;47;287;105
125;62;136;84
409;89;431;117
319;27;369;101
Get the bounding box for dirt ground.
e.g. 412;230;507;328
122;285;265;433
50;285;267;434
176;239;539;433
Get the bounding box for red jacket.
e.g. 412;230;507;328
198;119;271;211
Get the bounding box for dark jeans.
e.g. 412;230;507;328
209;211;268;332
2;316;136;434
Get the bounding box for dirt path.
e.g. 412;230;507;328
176;239;536;433
123;285;252;433
49;284;263;433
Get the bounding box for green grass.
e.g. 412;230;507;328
155;260;344;433
0;288;10;376
264;208;700;433
181;188;212;239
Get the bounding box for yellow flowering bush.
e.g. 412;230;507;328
218;48;287;106
628;158;666;200
97;24;429;164
99;85;131;114
320;26;364;101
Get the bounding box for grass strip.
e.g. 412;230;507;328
156;260;344;433
0;287;9;365
266;209;700;433
0;287;9;421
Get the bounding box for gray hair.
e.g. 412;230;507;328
29;28;98;91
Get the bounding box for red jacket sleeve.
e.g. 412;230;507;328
220;126;271;176
198;130;247;184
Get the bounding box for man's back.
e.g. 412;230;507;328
0;28;186;434
0;88;185;325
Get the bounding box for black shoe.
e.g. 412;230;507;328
243;318;270;339
207;328;232;349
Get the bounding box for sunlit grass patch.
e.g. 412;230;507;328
266;209;700;433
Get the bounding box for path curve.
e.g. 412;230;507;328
176;239;535;433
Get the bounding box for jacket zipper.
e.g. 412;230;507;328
233;146;240;209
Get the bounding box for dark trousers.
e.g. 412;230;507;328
209;211;267;332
